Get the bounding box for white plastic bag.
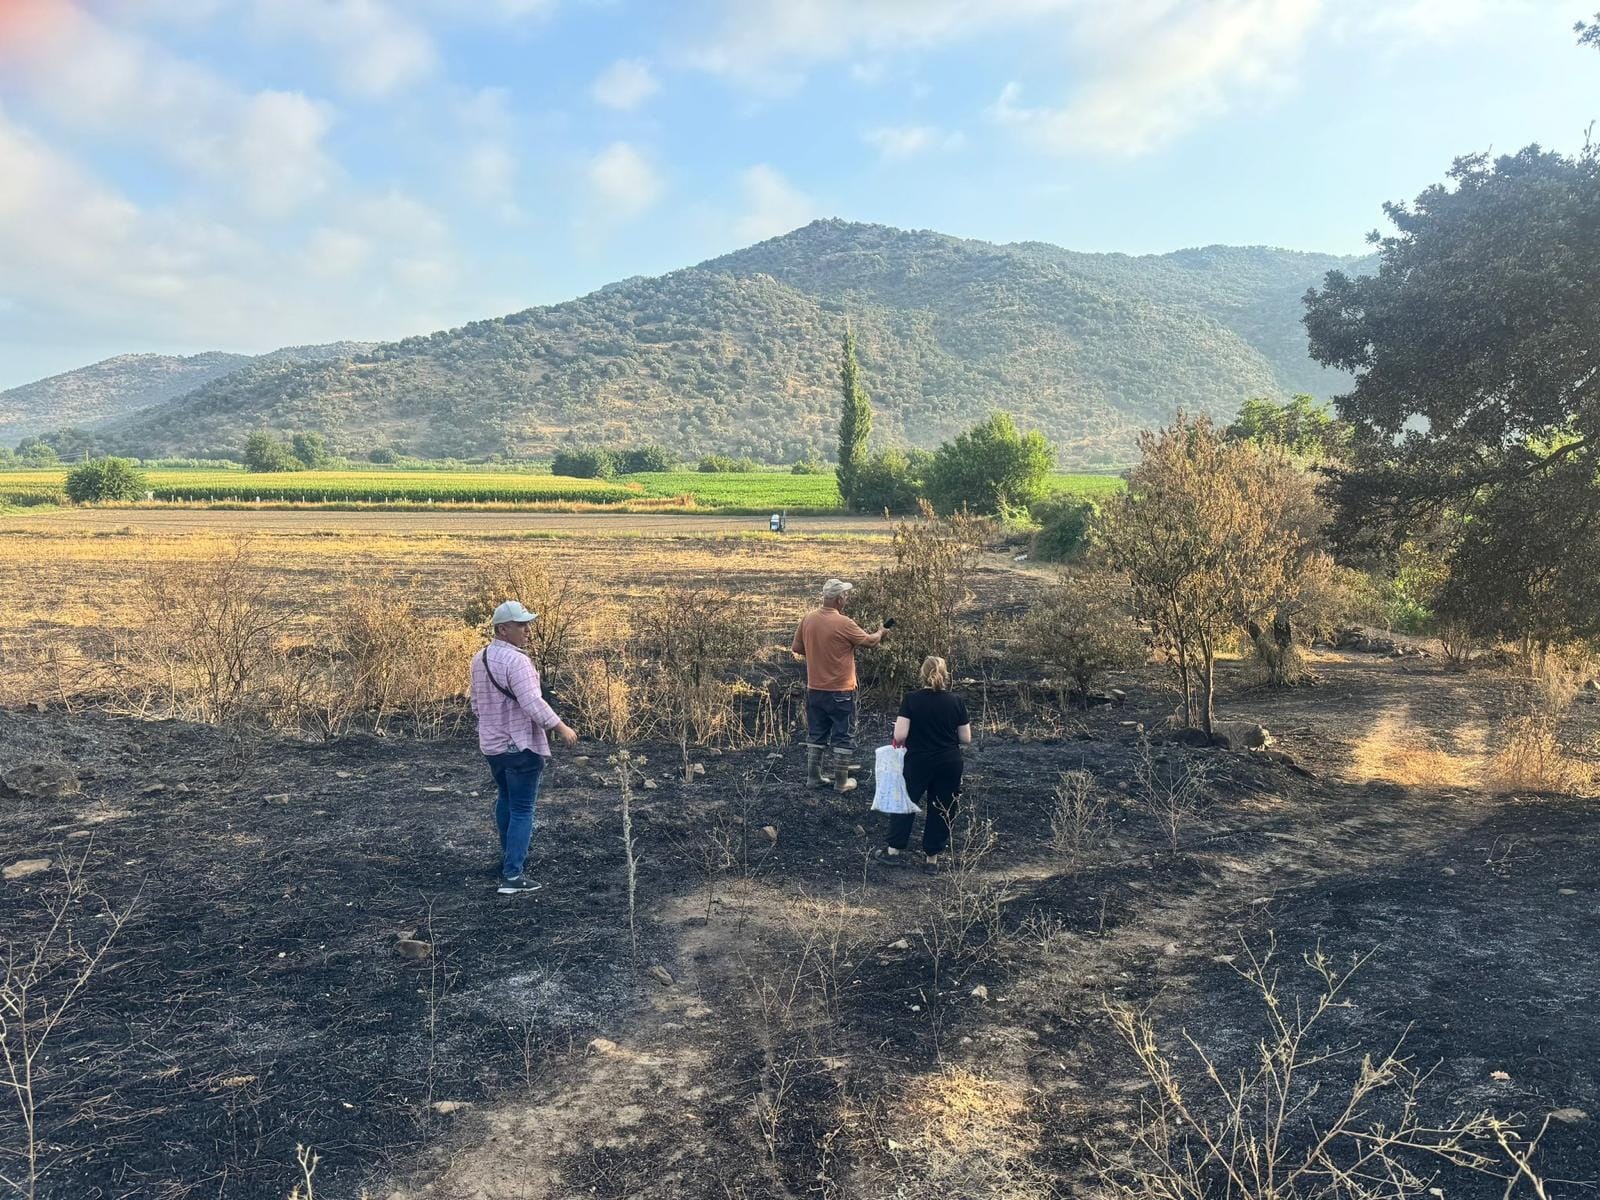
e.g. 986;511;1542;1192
871;744;920;814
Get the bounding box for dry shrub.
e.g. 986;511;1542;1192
1049;768;1111;866
1095;937;1549;1199
116;538;294;724
851;510;988;707
1135;734;1211;854
564;652;639;744
462;550;586;691
1487;658;1597;795
317;592;477;738
635;584;763;774
1018;569;1144;703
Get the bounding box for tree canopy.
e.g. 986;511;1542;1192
924;413;1055;516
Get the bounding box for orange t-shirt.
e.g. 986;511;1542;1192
792;607;873;692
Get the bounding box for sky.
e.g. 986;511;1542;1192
0;0;1594;390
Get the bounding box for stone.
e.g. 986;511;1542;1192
3;858;51;881
1584;679;1599;693
691;763;706;777
587;1037;618;1055
264;793;290;805
140;782;166;795
647;965;675;988
1441;867;1457;877
970;985;989;1001
1;761;79;799
887;938;910;951
1550;1107;1589;1124
853;824;867;838
1109;689;1127;704
573;755;591;764
766;752;784;760
1212;721;1272;751
431;1100;471;1115
642;779;658;791
761;825;779;843
394;938;432;960
1558;887;1577;896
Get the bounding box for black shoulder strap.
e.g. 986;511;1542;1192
478;647;521;704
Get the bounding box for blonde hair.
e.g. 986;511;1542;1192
919;655;950;691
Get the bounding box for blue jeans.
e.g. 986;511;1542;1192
486;749;546;880
806;689;856;756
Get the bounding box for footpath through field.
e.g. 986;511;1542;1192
0;508;895;537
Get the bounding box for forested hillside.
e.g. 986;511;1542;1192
81;222;1368;463
0;352;249;445
2;342;375;447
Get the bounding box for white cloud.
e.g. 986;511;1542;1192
252;0;436;99
689;0;1077;85
734;165;817;243
990;0;1325;157
590;58;661;111
0;0;335;216
0;103;463;360
585;141;664;223
862;124;966;159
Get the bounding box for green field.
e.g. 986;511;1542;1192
0;466;1122;512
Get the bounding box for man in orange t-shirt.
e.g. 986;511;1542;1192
792;578;889;792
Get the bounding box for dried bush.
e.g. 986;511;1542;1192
635;584;762;776
1095;937;1549;1200
851;508;988;707
1487;658;1597;795
564;651;640;744
1048;769;1111;867
462;551;585;692
118;539;294;725
1018;570;1144;703
1135;734;1211;854
321;592;477;738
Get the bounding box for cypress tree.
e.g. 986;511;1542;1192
836;326;872;509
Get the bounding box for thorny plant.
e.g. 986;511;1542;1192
0;850;139;1200
1135;732;1212;854
1094;935;1551;1200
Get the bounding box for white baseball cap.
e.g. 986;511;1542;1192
821;578;854;600
491;600;538;625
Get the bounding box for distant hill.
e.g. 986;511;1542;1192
1;342;375;448
70;222;1369;464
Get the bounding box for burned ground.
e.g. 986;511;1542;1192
1;652;1597;1199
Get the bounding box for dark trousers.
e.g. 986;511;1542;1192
486;748;546;880
887;756;963;856
805;689;856;756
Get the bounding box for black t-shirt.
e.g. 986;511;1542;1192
898;688;969;764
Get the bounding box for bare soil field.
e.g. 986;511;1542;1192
2;649;1596;1199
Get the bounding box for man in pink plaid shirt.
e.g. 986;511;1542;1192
471;600;579;894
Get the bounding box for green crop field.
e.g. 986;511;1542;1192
1;466;1123;513
622;471;842;511
1044;472;1127;499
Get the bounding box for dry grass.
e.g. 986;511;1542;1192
1346;708;1484;790
894;1066;1052;1200
0;528;888;708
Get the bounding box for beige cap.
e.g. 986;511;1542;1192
821;578;853;600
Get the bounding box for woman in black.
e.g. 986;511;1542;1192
876;655;972;872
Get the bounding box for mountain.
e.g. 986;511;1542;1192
1;352;250;446
80;222;1369;464
0;342;376;448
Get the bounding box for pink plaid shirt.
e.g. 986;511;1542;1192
470;640;562;756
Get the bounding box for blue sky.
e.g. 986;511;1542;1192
0;0;1594;389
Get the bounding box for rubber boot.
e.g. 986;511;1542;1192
833;759;857;794
805;747;829;789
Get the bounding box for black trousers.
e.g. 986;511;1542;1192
887;756;963;856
